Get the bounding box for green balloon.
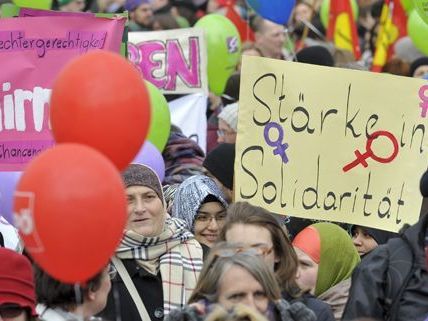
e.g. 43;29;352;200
401;0;414;12
413;0;428;24
145;81;171;152
408;9;428;55
320;0;359;29
195;14;241;96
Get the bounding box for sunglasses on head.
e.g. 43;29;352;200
0;304;27;319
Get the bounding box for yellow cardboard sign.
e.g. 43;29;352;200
236;56;428;232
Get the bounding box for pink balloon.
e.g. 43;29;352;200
132;141;165;182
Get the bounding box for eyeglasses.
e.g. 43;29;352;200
0;304;27;319
213;244;274;258
107;263;117;280
195;212;227;223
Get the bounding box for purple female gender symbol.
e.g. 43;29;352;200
264;122;289;163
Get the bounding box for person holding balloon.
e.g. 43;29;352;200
99;164;203;321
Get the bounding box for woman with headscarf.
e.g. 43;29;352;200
409;56;428;79
172;175;228;255
99;164;204;321
292;223;360;321
350;225;397;256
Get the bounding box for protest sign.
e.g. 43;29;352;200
128;28;208;95
236;56;428;232
0;16;125;171
168;93;207;153
0;6;128;56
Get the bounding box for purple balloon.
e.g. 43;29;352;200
132;141;165;182
0;171;22;225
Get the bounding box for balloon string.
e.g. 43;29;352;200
74;284;83;318
284;29;297;61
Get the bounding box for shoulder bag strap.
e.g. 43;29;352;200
111;256;152;321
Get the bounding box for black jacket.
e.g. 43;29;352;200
342;214;428;321
283;292;335;321
98;259;165;321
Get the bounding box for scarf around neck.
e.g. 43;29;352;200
116;217;204;314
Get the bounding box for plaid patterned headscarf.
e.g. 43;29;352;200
116;217;203;314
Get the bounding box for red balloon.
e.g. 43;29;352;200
13;144;127;283
50;51;151;170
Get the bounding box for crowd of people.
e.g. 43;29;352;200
0;0;428;321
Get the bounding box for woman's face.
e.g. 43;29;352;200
218;265;269;315
225;224;278;271
217;120;237;144
413;65;428;79
126;186;165;236
352;226;378;256
294;247;318;295
194;201;226;247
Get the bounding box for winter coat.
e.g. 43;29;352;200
342;214;428;321
98;259;165;321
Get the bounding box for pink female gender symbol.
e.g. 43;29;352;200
342;130;399;173
419;85;428;118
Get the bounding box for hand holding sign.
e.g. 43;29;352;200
14;144;127;283
50;51;151;170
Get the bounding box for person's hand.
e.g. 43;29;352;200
209;92;222;111
189;301;208;315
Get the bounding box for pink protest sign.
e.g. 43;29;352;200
128;28;208;95
19;8;94;17
0;16;125;171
